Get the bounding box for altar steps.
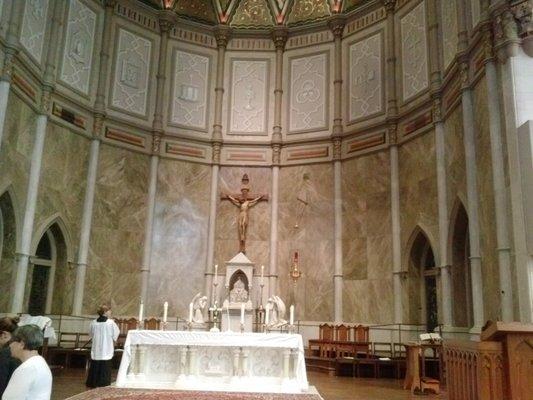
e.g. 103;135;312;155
305;356;336;375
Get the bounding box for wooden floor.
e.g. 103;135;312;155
52;369;444;400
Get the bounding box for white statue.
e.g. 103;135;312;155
229;277;248;303
266;295;287;328
191;293;208;324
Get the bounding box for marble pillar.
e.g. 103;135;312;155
12;114;47;313
205;162;219;303
0;0;24;151
72;138;100;314
390;140;402;323
460;72;485;330
269;28;287;297
484;54;513;321
329;16;345;322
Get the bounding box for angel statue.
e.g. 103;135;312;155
266;295;288;328
191;293;208;324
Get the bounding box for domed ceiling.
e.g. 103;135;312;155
140;0;370;29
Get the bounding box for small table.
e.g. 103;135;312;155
403;342;441;394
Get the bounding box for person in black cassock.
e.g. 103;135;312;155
0;317;21;397
86;305;119;388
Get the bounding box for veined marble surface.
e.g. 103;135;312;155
147;159;211;319
277;164;334;322
473;78;501;321
399;132;439;324
342;152;393;323
85;145;150;316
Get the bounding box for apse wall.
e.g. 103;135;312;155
0;0;521;328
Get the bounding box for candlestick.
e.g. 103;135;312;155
138;301;144;326
226;304;231;332
188;302;193;324
290;304;294;326
240;303;245;325
260;265;264;285
163;301;168;323
214;264;218;285
265;306;269;326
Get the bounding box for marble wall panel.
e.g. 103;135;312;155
215;167;271;271
20;0;49;64
399;132;439;323
444;106;467;210
0;94;36;310
147;159;211;318
341;152;392;323
277;164;334;321
441;0;458;71
84;145;149;315
473;78;500;321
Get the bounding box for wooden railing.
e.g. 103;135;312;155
443;340;506;400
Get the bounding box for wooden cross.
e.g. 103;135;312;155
221;174;268;253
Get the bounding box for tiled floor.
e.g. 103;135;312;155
52;369;444;400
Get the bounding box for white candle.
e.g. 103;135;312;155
138;301;144;324
214;264;218;285
188;302;193;323
163;301;168;323
260;265;264;285
240;303;245;325
226;304;231;331
265;306;269;326
290;305;294;326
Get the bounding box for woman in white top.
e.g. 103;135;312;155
2;324;52;400
86;305;120;388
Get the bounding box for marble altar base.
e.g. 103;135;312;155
117;330;308;394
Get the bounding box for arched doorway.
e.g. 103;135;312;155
0;191;17;311
408;229;439;332
27;222;71;315
449;201;473;328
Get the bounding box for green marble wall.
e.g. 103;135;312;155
342;152;393;324
84;144;149;316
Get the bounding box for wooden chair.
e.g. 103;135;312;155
319;323;334;358
144;317;161;330
354;324;369;342
335;324;351;341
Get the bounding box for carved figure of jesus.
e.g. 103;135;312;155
227;188;263;247
221;174;268;253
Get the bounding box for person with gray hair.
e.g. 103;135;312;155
2;325;52;400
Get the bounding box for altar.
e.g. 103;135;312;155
116;330;309;394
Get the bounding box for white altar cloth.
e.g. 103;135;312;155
116;330;308;393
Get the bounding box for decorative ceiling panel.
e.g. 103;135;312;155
230;0;275;28
287;0;330;26
175;0;217;25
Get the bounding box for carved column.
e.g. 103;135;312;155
383;0;402;323
73;0;116;315
329;16;345;322
427;0;452;327
492;2;533;322
0;0;24;151
205;27;231;302
12;0;63;312
269;28;287;297
140;11;176;304
480;14;514;321
457;1;484;330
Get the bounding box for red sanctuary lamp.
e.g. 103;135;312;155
290;251;302;282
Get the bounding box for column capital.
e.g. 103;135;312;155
104;0;117;9
480;20;496;63
383;0;396;14
158;10;178;33
459;61;470;91
432;96;443;123
388;123;398;145
328;15;346;39
332;136;342;160
393;270;408;279
212;141;222;165
492;7;521;62
272;143;281;165
40;86;53;115
151;132;162;155
271;27;289;51
92;113;105;139
214;25;232;48
513;0;533;57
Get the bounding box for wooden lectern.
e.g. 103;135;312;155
480;321;533;400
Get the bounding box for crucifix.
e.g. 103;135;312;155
221;174;268;253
